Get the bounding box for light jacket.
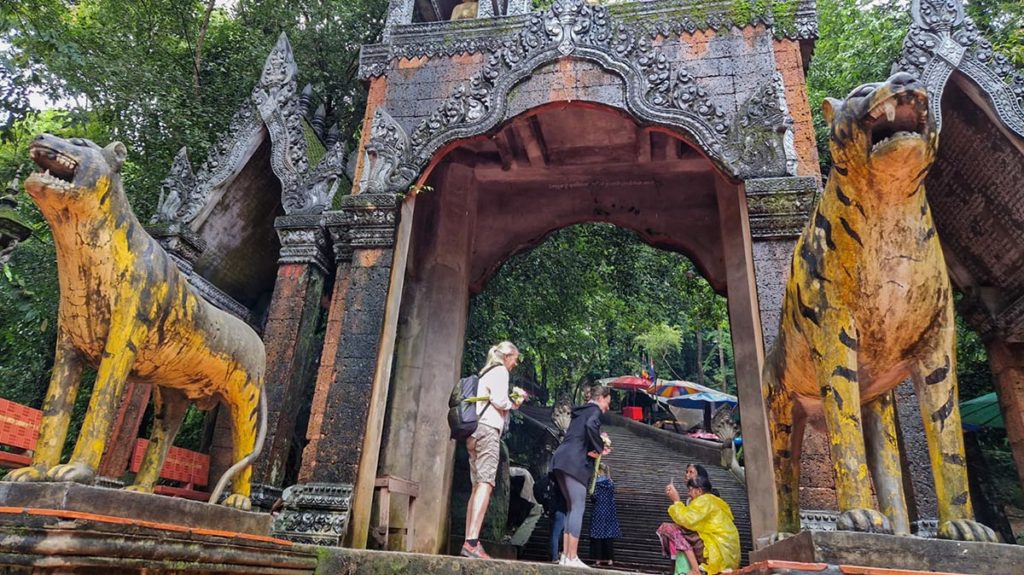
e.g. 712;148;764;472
667;493;740;574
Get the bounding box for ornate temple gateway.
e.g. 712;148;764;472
2;0;1024;573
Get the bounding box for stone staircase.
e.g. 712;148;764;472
516;406;752;573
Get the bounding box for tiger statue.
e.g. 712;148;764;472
6;133;266;510
762;72;997;542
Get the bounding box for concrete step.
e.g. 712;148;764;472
516;407;752;573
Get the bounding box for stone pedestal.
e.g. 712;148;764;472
250;214;330;504
751;530;1024;575
0;484;315;574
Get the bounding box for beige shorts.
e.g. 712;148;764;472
467;423;501;486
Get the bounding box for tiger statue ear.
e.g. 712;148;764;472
822;98;842;126
103;142;128;173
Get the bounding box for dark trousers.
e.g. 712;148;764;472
590;537;615;561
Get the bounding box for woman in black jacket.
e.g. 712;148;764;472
550;385;612;568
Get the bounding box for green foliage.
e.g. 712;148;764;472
966;0;1024;67
634;323;683;361
0;0;386;452
463;224;733;399
806;0;911;174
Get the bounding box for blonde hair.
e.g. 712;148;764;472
481;341;519;373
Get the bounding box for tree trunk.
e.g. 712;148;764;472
718;326;726;391
193;0;218;99
696;331;704;388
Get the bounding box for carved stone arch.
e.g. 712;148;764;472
895;0;1024;139
363;0;794;195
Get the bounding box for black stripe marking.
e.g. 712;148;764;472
833;164;849;177
835;185;854;206
839;217;863;246
930;387;956;428
924;356;950;386
814;212;837;249
922;226;937;242
796;286;821;326
839;328;858;351
778;449;792;459
942;453;966;466
821;385;844;411
800;243;828;283
833;366;858;383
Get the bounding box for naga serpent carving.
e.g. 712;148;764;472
6;134;266;510
763;72;997;541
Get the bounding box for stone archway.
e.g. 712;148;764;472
375;100;777;552
281;0;821;549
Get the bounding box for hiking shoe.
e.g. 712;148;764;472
460;542;491;559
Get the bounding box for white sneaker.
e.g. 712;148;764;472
569;557;592;569
558;554;567;566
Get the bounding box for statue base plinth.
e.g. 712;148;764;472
0;481;271;535
751;530;1024;575
0;483;316;574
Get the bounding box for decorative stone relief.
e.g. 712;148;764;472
745;176;817;240
725;73;796;178
895;0;1024;139
358;108;414;195
292;141;347;215
188;102;264;226
363;0;795;188
340;193;401;249
255;33;311;214
363;0;818;73
273;482;353;545
152;147;197;226
275;214;330;274
324;211;354;264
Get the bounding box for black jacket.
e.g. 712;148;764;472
550;402;604;484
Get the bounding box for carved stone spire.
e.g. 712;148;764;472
312;104;327;139
300;83;315;117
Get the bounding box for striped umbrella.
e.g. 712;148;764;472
646;379;738;409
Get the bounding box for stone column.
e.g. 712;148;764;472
716;174;774;545
379;163;477;552
276;192;413;547
733;175;816;542
249;214;330;509
983;338;1024;493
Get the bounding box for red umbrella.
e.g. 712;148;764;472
598;375;651;391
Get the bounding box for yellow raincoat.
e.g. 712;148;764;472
667;493;740;574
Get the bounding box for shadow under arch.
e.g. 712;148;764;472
376;100;766;553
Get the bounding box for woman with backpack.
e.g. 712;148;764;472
550;385;613;568
460;341;523;560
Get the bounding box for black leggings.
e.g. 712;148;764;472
555;471;587;538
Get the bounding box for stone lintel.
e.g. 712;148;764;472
745;176;817;240
750;530;1024;575
272;482;353;545
275;213;330;275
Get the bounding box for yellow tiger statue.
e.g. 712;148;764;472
763;72;997;542
5;134;266;510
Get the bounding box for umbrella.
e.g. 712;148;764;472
598;375;652;391
960;392;1003;430
648;379;738;409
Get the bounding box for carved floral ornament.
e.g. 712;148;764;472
895;0;1024;139
153;33;346;229
358;0;796;195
